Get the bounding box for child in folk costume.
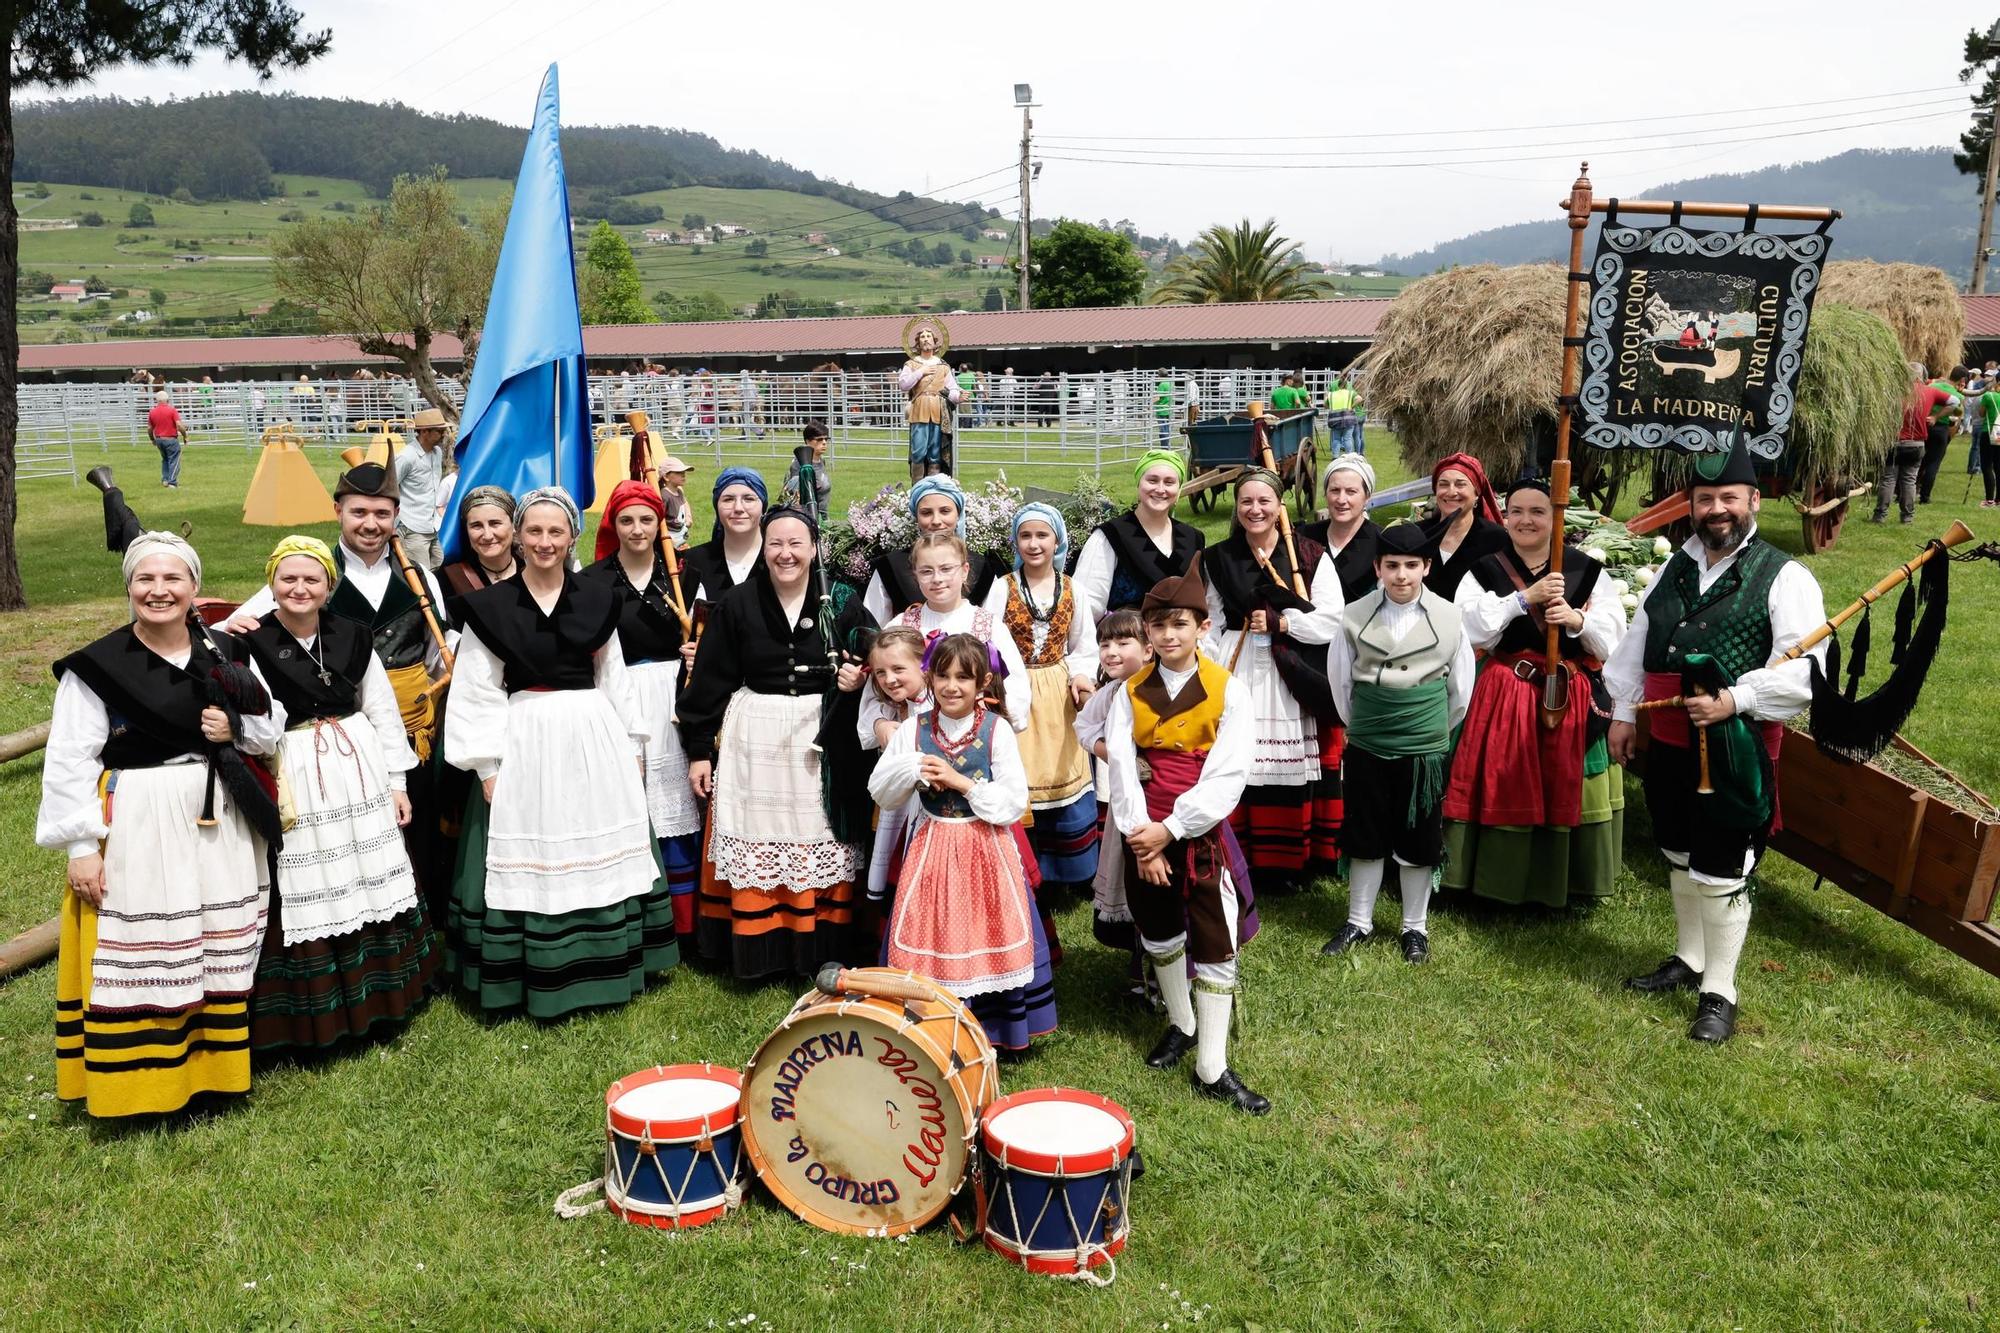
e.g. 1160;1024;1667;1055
1442;480;1629;907
241;536;434;1055
586;481;704;949
894;530;1031;730
858;626;930;904
1321;523;1475;965
1075;609;1154;1001
868;634;1057;1051
1104;557;1269;1114
983;502;1100;889
1202;468;1346;878
38;533;286;1118
444;488;675;1019
676;507;876;980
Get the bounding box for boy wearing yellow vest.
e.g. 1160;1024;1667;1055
1321;521;1474;964
1104;555;1268;1114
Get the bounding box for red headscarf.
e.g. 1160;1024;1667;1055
593;480;666;562
1430;452;1502;525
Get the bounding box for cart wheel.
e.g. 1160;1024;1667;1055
1801;484;1850;554
1292;439;1318;520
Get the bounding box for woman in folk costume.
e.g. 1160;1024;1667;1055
585;481;704;950
868;634;1056;1051
444;487;674;1019
1321;522;1475;965
1442;480;1628;907
38;533;285;1117
1203;468;1346;879
677;507;876;979
678;466;767;603
240;536;434;1054
438;484;520;618
1422;451;1508;599
1072;448;1206;614
1298;454;1385;604
982;502;1100;889
861;474;999;623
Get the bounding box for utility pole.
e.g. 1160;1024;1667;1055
1014;84;1037;311
1973;22;2000;294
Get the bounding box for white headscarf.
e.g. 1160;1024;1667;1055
121;531;201;591
514;486;582;536
1322;454;1377;497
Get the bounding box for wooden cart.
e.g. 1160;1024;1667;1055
1181;408;1319;517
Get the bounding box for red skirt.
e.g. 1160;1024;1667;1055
1444;654;1589;829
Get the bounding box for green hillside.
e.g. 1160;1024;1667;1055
17;175;1026;345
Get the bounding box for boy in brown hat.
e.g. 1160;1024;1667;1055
1102;555;1268;1114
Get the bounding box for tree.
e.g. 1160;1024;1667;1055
983;285;1004;311
930;240;955;267
1026;219;1147;309
78;210;103;226
274;168;504;422
0;4;328;611
1957;24;2000;177
745;237;768;258
148;287;167;308
125;201;154;227
958;248;973;266
1152;218;1328;304
578;220;651;324
656;289;732;322
681;212;706;229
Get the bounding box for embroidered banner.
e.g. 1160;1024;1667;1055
1576;217;1832;459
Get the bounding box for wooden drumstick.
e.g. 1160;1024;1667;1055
814;964;937;1004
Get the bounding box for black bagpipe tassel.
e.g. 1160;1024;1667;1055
1843;604;1871;702
1890;577;1917;665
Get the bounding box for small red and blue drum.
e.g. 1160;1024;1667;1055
981;1087;1135;1277
602;1063;744;1230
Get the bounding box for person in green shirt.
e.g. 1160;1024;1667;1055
1154;373;1176;448
956;364;982;427
1270;373;1307;412
1916;366;1967;504
1980;375;2000;507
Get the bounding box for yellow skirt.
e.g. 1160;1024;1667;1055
56;890;252;1119
1021;662;1091;809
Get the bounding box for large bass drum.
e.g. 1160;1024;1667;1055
741;967;998;1236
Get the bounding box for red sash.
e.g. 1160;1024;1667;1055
1142;748;1208;824
1442;651;1588;828
1640;671;1786;830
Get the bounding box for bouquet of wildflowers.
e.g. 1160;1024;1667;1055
820;471;1118;589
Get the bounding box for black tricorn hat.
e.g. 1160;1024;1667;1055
1688;423;1758;490
334;461;400;503
1378;520;1437;560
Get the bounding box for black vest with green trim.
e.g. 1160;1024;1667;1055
1641;537;1789;681
328;547;428;672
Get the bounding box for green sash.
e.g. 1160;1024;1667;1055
1351;677;1450;823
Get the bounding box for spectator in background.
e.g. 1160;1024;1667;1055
250;384;268;435
393;408;452;570
1270;372;1307;412
782;421;834;514
1876;362;1951;525
1916;364;1967;504
1326;374;1364;456
1970;364;1994;480
1219;371;1238;413
996;367;1018;425
957;363;982;427
145;390;186;489
1981;373;2000;508
1155;371;1176;447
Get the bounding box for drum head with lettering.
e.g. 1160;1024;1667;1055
742;999;976;1235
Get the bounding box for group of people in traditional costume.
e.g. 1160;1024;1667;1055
38;418;1822;1121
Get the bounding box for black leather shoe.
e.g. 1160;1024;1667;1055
1194;1068;1271;1116
1399;929;1429;965
1144;1025;1195;1070
1320;923;1371;957
85;465;115;493
1688;992;1738;1043
1624;955;1700;994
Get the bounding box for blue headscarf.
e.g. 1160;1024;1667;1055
906;474;967;537
1009;501;1069;571
710;466;768;542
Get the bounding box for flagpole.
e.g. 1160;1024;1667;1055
553;363;562;491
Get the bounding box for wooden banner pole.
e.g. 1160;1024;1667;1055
1542;162;1595;729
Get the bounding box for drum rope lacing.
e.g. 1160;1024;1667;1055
986;1142;1132;1288
554;1122;745;1222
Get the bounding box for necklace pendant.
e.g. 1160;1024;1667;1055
316;667;334;686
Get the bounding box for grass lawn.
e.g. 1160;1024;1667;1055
2;429;1998;1328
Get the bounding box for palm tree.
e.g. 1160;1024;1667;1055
1152;218;1328;304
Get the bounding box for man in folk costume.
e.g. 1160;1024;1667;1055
898;324;961;484
1606;429;1827;1043
229;462;452;905
1320;521;1474;964
1103;555;1268;1115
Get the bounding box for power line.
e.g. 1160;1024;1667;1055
1037;96;1965;160
1042;83;1969;143
1040;107;1965;172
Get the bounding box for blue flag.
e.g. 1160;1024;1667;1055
441;64;591;561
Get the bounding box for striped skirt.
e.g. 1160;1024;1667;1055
446;786;677;1019
250;905;434;1055
696;689;862;980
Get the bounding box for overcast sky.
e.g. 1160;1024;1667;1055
63;0;2000;261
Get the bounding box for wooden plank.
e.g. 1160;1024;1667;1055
1773;833;2000;979
1887;791;1930;920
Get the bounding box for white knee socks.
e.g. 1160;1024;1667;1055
1150;949;1197;1035
1696;883;1752;1004
1399;863;1434;934
1194;986;1233;1084
1347;858;1385;933
1669;869;1706;973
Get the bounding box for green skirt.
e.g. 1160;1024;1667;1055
445;786;678;1020
1441;763;1626;908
